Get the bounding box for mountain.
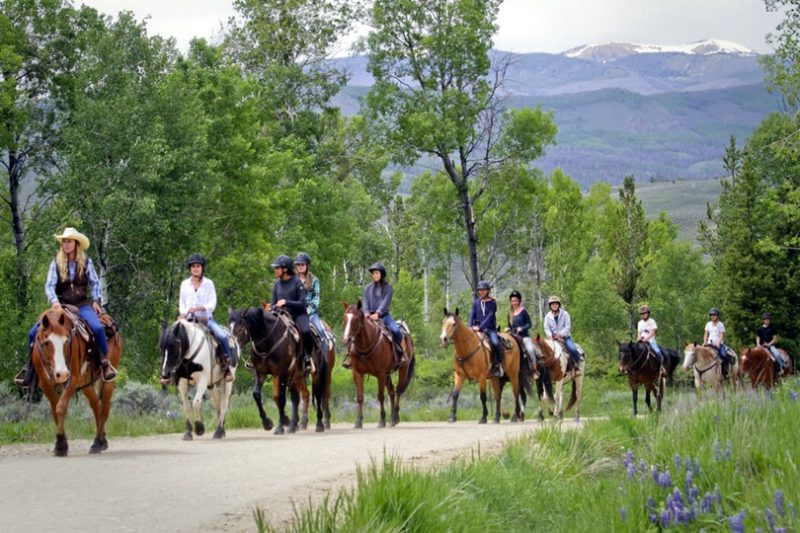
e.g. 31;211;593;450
330;41;781;185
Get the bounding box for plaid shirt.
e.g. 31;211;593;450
45;258;101;304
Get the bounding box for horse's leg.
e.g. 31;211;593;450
252;373;273;431
273;377;286;435
644;383;653;412
630;377;639;416
510;373;522;423
213;381;232;439
478;377;488;424
387;373;399;427
574;374;584;420
492;378;502;424
39;379;68;456
376;375;387;428
177;379;194;440
449;372;465;423
191;376;209;436
82;385;104;453
535;373;546;421
656;374;665;412
299;380;310;430
353;370;364;429
97;381;115;450
324;350;334;430
288;381;300;434
553;376;565;420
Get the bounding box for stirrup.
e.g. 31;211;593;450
342;355;352;369
101;361;117;382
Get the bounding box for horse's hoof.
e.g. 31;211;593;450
511;415;520;423
54;448;68;457
288;423;297;434
537;412;545;422
300;416;308;430
354;419;363;429
54;435;68;457
213;427;226;439
100;438;108;451
262;418;274;431
390;417;399;427
183;432;193;441
194;421;205;436
324;421;331;430
315;422;325;433
89;438;103;454
448;415;456;423
493;418;500;424
377;419;386;428
478;417;487;424
274;425;285;435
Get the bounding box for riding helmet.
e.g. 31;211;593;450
639;305;651;314
709;307;720;316
509;290;522;301
476;280;491;291
294;252;312;266
762;312;772;320
368;262;387;278
271;255;294;270
548;295;561;305
187;253;206;267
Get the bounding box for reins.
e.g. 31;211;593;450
348;315;385;361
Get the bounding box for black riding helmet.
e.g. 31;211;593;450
476;280;491;291
368;262;387;279
271;255;294;271
294;252;312;266
509;290;522;300
187;253;206;268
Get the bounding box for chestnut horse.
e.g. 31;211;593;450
682;343;740;400
341;301;416;428
32;307;122;456
439;308;531;424
740;346;793;390
229;307;329;434
532;335;584;420
618;341;670;415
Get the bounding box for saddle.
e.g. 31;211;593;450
62;305;118;350
479;333;514;352
376;319;410;367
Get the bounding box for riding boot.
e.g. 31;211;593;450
395;340;407;366
491;349;504;378
14;349;35;388
219;353;233;382
303;351;314;375
721;357;729;379
342;354;352;369
99;356;117;382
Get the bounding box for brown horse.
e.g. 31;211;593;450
533;335;584;420
341;301;416;428
229;307;329;434
439;308;531;424
618;341;667;415
32;307;122;456
740;346;793;390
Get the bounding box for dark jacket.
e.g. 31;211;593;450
469;298;497;332
363;281;393;317
271;276;308;318
508;308;532;337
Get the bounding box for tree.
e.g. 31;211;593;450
762;0;800;107
365;0;556;292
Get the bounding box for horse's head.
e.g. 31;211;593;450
440;307;461;348
228;307;256;347
682;342;698;370
341;300;364;345
159;320;189;384
35;308;73;384
618;341;634;373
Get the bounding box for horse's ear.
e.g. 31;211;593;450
342;300;349;310
173;323;182;334
357;299;362;310
455;307;460;317
58;312;65;326
260;299;269;310
443;307;448;316
693;341;697;347
42;314;50;330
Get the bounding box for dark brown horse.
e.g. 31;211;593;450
32;307;122;456
618;341;669;415
740;346;793;390
341;301;416;428
297;320;335;430
439;308;531;424
229;307;328;434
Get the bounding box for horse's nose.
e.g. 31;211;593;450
439;336;448;348
54;370;70;384
619;365;627;374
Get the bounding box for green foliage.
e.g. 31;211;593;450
762;0;800;107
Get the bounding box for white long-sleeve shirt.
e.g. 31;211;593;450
544;309;572;338
179;276;217;320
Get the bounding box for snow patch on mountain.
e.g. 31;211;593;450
564;39;756;62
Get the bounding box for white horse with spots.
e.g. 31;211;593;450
532;335;585;420
159;319;238;439
682;342;739;400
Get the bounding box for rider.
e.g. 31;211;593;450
507;290;538;372
294;252;328;358
15;227;115;388
178;253;233;382
268;255;314;374
704;307;729;378
362;262;406;366
543;295;582;366
756;312;785;374
469;280;503;378
637;305;664;371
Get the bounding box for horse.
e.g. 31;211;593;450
439;308;532;424
228;307;328;434
31;307;122;456
618;341;668;415
661;347;682;387
682;343;739;400
296;320;335;430
159;319;238;440
532;335;585;420
740;346;793;390
341;300;416;428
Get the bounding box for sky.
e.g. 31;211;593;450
78;0;783;55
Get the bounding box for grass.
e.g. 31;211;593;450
262;380;800;532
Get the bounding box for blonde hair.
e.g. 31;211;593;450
303;271;316;291
56;245;87;280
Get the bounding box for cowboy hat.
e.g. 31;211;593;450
54;227;90;250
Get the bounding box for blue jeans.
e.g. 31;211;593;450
715;344;728;364
562;336;581;364
309;313;328;356
207;319;232;359
29;305;108;356
381;314;403;345
648;340;663;364
485;329;502;364
768;345;784;369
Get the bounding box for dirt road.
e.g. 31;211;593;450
0;420;579;532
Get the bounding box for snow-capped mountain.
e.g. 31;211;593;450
564;39;756;63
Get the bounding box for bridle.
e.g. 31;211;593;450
237;310;290;361
443;316;483;367
621;342;658;374
344;309;384;360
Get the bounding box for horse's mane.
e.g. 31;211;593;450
160;320;190;351
243;307;272;339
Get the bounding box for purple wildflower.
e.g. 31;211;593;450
685;470;694;496
659;471;673;488
627;462;637;479
790;390;798;402
651;466;660;483
624;450;634;466
675;453;682;470
775;529;787;533
647;496;657;513
649;513;658;524
640;459;647;474
701;493;713;514
620;507;627;521
672;488;685;510
713;440;722;461
775;489;785;517
685;455;692;471
693;458;702;475
729;510;746;533
690;485;700;502
766;507;775;530
725;440;732;461
660;509;672;528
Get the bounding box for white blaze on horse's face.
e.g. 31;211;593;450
161;349;170;376
343;313;354;342
683;346;696;370
440;316;455;348
49;333;70;383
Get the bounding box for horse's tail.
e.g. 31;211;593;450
312;352;328;412
566;379;578;411
667;349;680;386
519;355;535;398
397;353;416;395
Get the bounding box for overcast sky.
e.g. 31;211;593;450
79;0;783;55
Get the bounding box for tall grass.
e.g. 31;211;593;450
266;381;800;532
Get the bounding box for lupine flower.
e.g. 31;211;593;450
627;462;637;479
689;485;700;502
660;509;672;528
713;440;722;461
775;489;785;516
685;470;694;496
625;450;634;466
766;507;775;530
693;458;702;476
649;513;658;524
685;455;692;471
651;466;660;483
675;454;682;470
775;528;787;533
619;507;627;521
725;440;732;461
647;496;657;513
672;488;685;510
790;390;798;402
640;459;647;474
701;493;714;514
658;471;673;488
729;511;746;533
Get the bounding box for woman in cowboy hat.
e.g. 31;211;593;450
543;295;581;365
16;227;115;387
468;280;503;377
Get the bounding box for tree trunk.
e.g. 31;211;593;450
441;155;480;294
7;151;29;322
422;248;429;323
